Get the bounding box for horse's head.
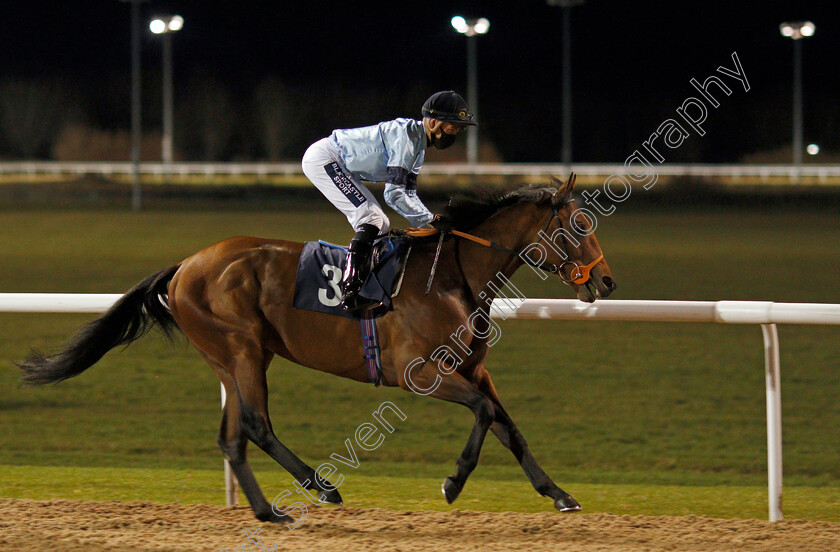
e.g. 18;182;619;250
443;177;615;302
531;174;616;303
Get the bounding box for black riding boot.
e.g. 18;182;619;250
340;224;380;314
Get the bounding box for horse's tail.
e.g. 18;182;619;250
17;265;181;385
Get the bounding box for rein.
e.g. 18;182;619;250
406;199;603;286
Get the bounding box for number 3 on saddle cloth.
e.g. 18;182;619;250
293;235;411;320
292;235;412;385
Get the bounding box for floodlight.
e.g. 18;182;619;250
168;15;184;32
150;15;184;34
451;16;469;34
779;21;816;40
150;19;166;34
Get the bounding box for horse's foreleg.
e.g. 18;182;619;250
232;341;343;507
476;373;581;512
405;366;495;504
443;395;494;504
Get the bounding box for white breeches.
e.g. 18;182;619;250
302;137;390;233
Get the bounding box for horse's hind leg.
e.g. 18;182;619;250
490;406;581;511
195;346;293;522
217;377;290;523
201;342;341;523
475;371;581;512
229;339;344;507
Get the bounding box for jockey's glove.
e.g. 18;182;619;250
429;214;453;233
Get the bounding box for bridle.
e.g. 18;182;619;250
415;197;603;287
519;197;603;285
550;198;605;285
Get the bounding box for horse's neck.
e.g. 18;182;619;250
453;205;544;304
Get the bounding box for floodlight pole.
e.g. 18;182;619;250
151;15;183;178
780;21;815;183
162;31;174;166
792;38;803;174
466;35;479;165
560;4;572;165
548;0;584;165
451;16;489;165
130;0;143;211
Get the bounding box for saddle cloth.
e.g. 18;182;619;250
292;235;411;320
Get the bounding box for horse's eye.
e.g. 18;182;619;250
573;221;587;234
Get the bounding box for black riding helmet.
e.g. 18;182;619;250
421;91;477;126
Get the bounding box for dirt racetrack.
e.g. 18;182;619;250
1;498;838;552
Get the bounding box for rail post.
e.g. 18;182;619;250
761;323;783;521
220;383;240;506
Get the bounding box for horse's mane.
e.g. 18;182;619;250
444;184;556;231
390;184;559;246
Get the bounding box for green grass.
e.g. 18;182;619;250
1;205;839;520
1;465;837;521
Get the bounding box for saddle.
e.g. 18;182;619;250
292;234;412;320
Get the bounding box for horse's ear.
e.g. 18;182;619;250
552;173;576;202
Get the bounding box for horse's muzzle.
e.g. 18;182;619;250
600;275;617;297
574;271;616;303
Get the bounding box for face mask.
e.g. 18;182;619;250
433;130;456;150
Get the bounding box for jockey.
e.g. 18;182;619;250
302;90;477;314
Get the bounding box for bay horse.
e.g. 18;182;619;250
18;174;616;522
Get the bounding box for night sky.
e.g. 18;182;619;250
1;1;837;162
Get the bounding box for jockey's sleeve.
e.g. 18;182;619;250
383;167;435;227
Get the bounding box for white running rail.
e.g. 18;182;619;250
3;161;840;180
3;294;839;521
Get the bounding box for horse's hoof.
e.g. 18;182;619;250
441;476;460;504
307;478;343;505
256;510;293;524
554;494;582;513
318;488;343;505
